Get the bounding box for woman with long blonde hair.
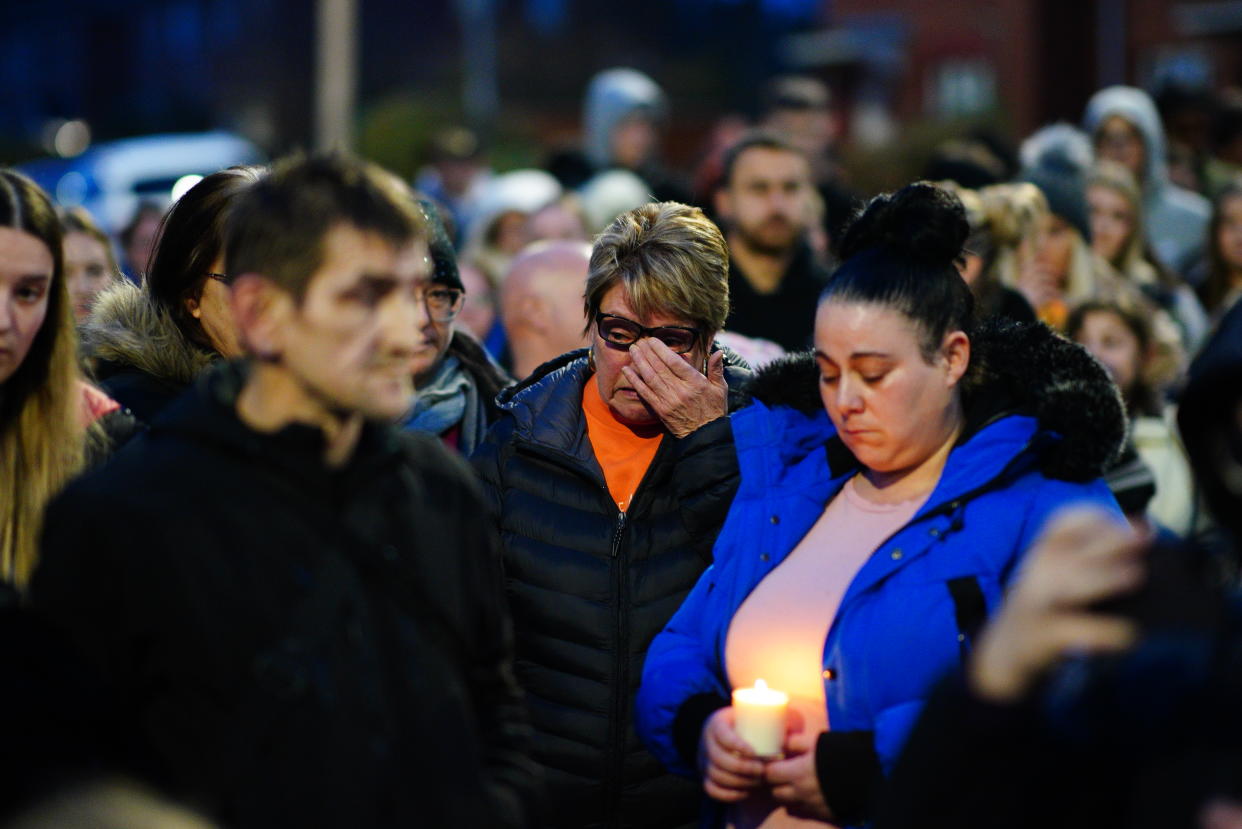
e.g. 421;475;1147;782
1086;161;1208;350
0;170;132;588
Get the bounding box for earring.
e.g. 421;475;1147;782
588;347;596;373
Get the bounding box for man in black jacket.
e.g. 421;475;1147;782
714;132;831;352
31;155;539;828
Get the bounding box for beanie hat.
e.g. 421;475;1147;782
418;200;463;291
1019;123;1093;242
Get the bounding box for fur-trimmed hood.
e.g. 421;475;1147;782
741;318;1126;482
82;280;217;388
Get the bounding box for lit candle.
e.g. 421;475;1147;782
731;679;789;757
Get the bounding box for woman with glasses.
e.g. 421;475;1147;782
472;201;751;829
81;166;263;423
400;203;510;454
635;183;1124;828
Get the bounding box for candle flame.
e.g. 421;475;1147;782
755;679;768;691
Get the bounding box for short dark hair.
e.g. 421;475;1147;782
226;154;426;300
147;166;264;350
824;182;974;362
719;131;807;190
762;75;832;115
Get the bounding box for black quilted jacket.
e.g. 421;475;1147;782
472;347;750;829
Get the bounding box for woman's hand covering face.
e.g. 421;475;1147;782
621;338;727;438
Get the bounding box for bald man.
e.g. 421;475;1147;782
500;241;593;380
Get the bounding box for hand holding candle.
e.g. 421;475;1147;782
731;679;789;758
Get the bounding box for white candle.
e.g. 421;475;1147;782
731;679;789;757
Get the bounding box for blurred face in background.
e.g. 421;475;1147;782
489;211;529;257
0;227;54;385
1094;116;1147;182
524;202;588;245
610;114;658;170
456;263;495;341
1087;184;1135;266
1218;193;1242;275
124;209;163;276
766;105;837;161
716;146;812;257
1033;214;1075;286
1073;309;1141;400
63;230;114;321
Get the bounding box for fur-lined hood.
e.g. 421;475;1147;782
81;280;216;387
741;318;1126;482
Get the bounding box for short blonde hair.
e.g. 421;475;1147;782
584;202;729;339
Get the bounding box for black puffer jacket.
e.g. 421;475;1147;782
472;346;751;829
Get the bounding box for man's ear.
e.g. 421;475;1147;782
230;274;291;361
714;186;733;222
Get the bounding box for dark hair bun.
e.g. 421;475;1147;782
838;182;968;267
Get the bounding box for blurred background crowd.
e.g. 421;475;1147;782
6;0;1242;539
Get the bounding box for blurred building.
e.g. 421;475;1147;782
786;0;1242;144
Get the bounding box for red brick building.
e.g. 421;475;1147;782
787;0;1242;144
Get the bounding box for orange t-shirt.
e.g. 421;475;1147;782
582;377;664;512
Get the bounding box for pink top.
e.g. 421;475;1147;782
723;477;928;829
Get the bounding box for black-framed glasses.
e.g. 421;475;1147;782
206;272;234;286
595;312;700;354
420;286;465;323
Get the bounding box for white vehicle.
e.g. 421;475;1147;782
20;130;264;233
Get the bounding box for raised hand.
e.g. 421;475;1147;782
622;339;727;438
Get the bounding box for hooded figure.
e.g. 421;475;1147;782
1083;86;1211;277
578;68;690;205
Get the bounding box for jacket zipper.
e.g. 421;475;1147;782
610;510;626;557
606;507;627;824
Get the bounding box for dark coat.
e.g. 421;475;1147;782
32;362;540;829
725;242;831;352
471;347;751;829
81;280;217;424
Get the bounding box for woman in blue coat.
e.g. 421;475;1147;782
635;183;1126;828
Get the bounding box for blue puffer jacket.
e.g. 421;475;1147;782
635;321;1127;825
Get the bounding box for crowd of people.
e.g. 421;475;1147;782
1;67;1241;829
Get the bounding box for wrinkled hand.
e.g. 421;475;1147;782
970;508;1144;703
765;728;833;821
622;339;727;438
698;707;766;804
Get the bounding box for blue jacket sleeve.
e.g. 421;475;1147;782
635;560;732;778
